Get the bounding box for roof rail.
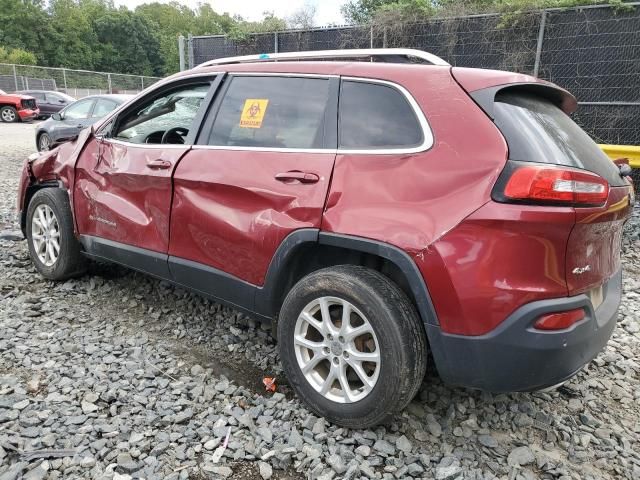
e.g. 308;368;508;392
194;48;450;68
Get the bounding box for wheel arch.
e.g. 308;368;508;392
20;181;65;236
257;230;439;329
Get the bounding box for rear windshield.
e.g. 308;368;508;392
494;92;625;186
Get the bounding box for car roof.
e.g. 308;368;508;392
76;94;134;103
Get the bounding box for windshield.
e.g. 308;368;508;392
494;92;625;187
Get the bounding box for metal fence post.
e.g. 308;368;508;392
370;25;374;48
62;68;68;91
12;64;18;91
274;32;279;53
533;10;547;77
178;35;186;71
383;27;388;48
187;34;194;69
107;73;112;94
141;76;144;90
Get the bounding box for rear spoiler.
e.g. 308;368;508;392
451;67;577;119
467;83;578;120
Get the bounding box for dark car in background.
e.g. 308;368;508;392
35;94;132;151
17;90;75;118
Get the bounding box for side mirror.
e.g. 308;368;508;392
51;112;62;121
59;99;66;104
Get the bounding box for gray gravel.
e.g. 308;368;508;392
1;122;639;480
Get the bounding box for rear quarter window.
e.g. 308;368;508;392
494;92;625;186
339;80;424;150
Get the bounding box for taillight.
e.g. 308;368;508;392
534;308;585;330
494;162;609;207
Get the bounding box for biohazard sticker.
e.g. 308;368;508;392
239;99;269;128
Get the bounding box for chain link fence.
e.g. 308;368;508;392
0;64;162;99
188;3;640;145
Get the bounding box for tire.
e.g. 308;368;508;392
26;188;87;280
0;106;18;123
278;265;427;428
38;133;51;151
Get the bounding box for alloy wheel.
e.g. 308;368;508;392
294;296;381;403
1;109;16;122
39;134;51;151
31;204;61;267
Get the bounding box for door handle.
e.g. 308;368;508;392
147;159;172;170
274;171;320;184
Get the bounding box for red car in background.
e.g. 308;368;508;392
15;49;634;428
0;88;39;122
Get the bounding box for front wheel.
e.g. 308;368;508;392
278;265;427;428
26;188;87;280
38;133;51;151
0;106;18;123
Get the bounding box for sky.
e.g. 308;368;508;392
114;0;347;26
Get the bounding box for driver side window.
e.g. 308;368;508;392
63;99;95;120
113;83;210;144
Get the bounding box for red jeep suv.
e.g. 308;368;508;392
16;49;633;427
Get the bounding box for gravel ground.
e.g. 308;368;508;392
0;122;639;480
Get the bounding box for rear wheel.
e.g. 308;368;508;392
26;189;87;280
278;265;427;428
0;106;18;123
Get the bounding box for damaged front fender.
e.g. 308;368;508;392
18;127;95;236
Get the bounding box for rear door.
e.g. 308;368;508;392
45;92;71;115
168;74;338;294
74;78;215;274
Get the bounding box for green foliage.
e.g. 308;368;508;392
342;0;635;24
0;0;287;75
0;46;37;64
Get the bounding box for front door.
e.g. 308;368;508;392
54;97;95;140
168;74;338;298
73;79;215;274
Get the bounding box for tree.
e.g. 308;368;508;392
0;0;288;75
0;46;37;64
342;0;633;24
288;3;317;29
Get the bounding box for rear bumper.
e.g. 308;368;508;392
18;108;39;121
427;269;621;392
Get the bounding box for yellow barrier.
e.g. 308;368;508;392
599;144;640;169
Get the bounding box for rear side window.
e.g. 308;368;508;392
494;93;625;186
339;80;423;150
209;76;330;149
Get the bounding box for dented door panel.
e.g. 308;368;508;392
74;139;190;252
169;149;335;285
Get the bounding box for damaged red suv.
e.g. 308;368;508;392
17;49;634;427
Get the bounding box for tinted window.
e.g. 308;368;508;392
63;99;94;120
339;80;423;149
115;83;209;144
27;91;45;101
92;98;118;118
209;76;330;149
47;93;67;103
494;93;625;186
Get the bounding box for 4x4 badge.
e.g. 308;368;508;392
572;265;591;275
